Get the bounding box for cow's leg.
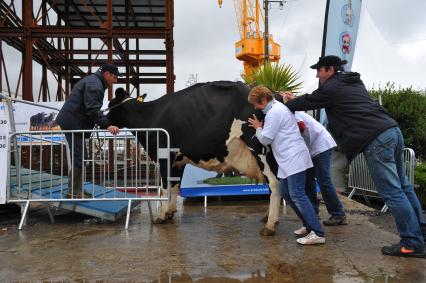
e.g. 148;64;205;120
260;209;269;223
153;187;168;224
153;184;179;224
224;136;281;235
258;156;280;236
165;184;179;219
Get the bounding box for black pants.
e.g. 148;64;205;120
305;167;320;214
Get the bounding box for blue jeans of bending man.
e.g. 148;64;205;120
280;170;324;237
304;149;346;217
363;126;425;250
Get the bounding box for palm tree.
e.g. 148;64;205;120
243;62;303;92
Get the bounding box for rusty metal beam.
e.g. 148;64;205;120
0;0;174;101
0;48;12;95
41;0;48;101
35;49;166;55
14;63;22;99
166;0;174;93
59;11;166;18
48;59;166;67
0;27;169;38
71;78;167;84
47;1;165;9
22;0;34;101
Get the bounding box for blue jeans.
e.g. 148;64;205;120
363;127;425;250
280;171;324;237
306;149;345;217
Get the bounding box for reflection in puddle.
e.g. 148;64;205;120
148;261;395;283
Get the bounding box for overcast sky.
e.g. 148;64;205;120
1;0;426;100
174;0;426;96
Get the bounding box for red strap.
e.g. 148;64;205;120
297;121;306;133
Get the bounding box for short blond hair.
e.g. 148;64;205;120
248;85;274;105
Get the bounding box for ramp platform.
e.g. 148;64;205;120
9;167;139;221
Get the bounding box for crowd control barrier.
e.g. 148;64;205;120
7;128;172;229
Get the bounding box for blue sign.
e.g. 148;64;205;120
180;164;270;197
16;135;64;142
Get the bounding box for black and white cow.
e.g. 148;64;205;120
107;81;281;235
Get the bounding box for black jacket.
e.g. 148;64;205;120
56;71;111;130
286;72;397;162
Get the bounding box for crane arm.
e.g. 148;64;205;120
217;0;281;77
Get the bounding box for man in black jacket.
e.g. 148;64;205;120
56;64;120;199
282;55;425;258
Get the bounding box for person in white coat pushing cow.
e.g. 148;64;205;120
248;85;326;245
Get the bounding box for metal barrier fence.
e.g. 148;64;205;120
348;148;415;213
7;128;172;229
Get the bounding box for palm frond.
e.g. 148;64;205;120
243;62;303;92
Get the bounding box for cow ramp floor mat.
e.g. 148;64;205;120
9;166;140;221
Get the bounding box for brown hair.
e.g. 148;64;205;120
248;85;273;105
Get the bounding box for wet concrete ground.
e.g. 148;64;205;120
0;196;425;282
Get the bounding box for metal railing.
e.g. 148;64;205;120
348;148;415;213
7;128;172;229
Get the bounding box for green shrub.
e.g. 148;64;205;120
369;83;426;160
414;163;426;207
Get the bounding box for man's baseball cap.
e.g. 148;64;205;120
310;55;347;69
100;64;121;76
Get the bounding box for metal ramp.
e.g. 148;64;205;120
9;166;140;222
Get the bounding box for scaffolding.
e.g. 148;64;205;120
0;0;175;102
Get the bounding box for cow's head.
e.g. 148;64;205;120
107;87;132;128
272;91;284;103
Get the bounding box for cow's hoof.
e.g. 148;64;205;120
260;215;268;223
153;217;167;224
259;227;276;236
165;211;175;220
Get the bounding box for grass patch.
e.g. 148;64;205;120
203;176;254;185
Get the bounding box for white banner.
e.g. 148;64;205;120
318;0;362;124
323;0;362;71
0;102;10;204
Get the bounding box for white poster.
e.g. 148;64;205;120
0;101;64;204
323;0;362;70
0;102;10;204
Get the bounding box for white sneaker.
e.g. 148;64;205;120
294;226;308;236
296;231;325;245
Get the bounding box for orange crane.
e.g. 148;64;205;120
218;0;281;77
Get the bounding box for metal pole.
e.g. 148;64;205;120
264;0;269;65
